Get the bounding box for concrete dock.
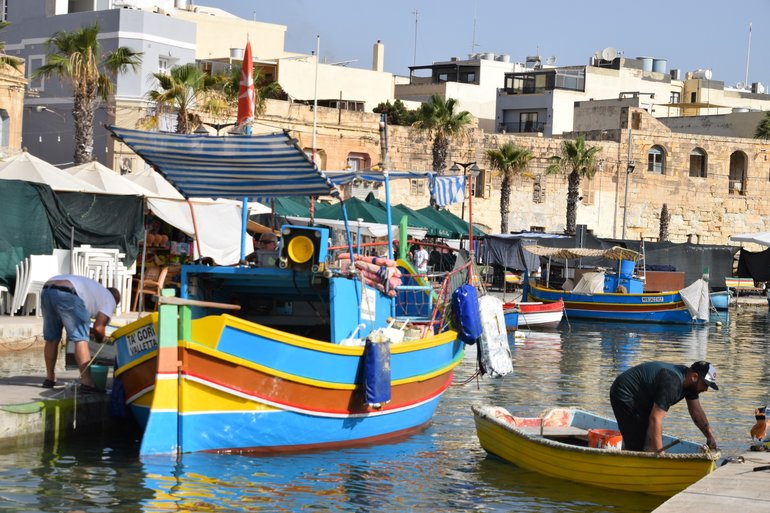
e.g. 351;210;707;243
0;312;140;449
654;450;770;512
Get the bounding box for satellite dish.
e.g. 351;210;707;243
601;47;618;61
546;56;557;65
736;81;746;90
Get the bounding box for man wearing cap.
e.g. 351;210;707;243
609;361;719;452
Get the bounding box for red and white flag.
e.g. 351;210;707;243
237;40;255;128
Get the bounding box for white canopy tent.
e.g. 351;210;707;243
730;232;770;247
0;152;101;192
147;198;270;265
65;161;152;196
124;169;184;199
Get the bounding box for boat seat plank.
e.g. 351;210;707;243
517;426;589;437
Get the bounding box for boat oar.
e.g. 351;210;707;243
657;438;682;453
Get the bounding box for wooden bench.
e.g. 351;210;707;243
725;277;765;297
517;425;590;439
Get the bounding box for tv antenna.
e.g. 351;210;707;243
412;9;419;66
471;0;480;55
745;22;752;86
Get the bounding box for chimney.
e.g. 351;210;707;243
372;40;384;72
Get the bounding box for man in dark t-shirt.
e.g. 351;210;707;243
609;361;719;452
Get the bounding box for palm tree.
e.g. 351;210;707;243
412;94;472;174
34;23;142;164
213;65;284;118
146;63;216;134
755;112;770;140
545;136;602;235
486;142;533;233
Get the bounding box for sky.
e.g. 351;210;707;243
199;0;769;90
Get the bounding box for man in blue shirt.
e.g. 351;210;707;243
610;361;718;452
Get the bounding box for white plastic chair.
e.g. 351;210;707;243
20;254;60;316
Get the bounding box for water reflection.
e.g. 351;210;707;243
0;309;769;512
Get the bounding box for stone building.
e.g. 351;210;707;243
247;97;770;246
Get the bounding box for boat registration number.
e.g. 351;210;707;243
641;297;664;303
126;325;158;355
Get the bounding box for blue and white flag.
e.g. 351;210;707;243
430;175;466;207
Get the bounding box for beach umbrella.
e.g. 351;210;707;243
0;152;101;192
65;161;152;196
124;169;184;199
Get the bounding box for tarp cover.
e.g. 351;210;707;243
147;198;249;265
483;235;543;272
37;186;144;266
0;181;54;288
107;126;338;199
737;247;770;282
0;180;143;288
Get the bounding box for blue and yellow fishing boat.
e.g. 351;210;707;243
107;123;465;456
524;246;709;325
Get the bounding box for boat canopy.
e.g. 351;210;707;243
523;245;640;261
107;126;338;199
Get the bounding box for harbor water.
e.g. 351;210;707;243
0;307;767;512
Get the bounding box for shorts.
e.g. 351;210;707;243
41;288;91;343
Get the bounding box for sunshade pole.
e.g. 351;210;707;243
186;200;203;262
468;172;475;280
240;197;248;265
339;199;361;325
379;113;396;316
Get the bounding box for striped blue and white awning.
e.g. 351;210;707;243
107;126;338;199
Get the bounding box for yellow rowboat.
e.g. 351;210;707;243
472;404;719;497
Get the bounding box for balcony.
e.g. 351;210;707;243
498;121;545;133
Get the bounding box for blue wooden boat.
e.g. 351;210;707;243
709;290;730;310
524;246;709;325
107;125;466;456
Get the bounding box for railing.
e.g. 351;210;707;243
498;121;546;133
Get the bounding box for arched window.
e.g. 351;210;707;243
689;148;707;177
647;145;665;174
729;151;747;195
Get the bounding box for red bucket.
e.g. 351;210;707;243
588;428;623;449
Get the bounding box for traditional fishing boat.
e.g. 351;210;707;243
472;404;719;497
523;246;710;325
106;121;466;455
503;299;564;331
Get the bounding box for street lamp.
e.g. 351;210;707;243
621;161;635;240
35;105;65;122
449;161;481;221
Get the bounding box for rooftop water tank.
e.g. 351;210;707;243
692;69;712;80
230;48;244;60
484;52;495;60
496;54;510;63
652;58;667;74
637;57;653;72
174;0;190;9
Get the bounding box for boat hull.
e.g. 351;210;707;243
710;291;730;310
114;313;463;454
527;283;702;324
503;300;564;330
472;405;718;497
